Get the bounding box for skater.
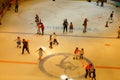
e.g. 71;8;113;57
22;39;30;54
74;47;80;54
80;48;84;59
100;0;104;7
40;23;45;35
90;68;96;80
35;14;39;25
96;0;99;6
37;23;41;34
15;3;18;12
85;64;93;78
118;26;120;38
69;22;73;32
105;21;109;27
15;36;21;48
63;19;68;33
52;32;59;45
36;47;46;60
49;35;53;49
73;47;81;60
109;11;114;23
83;18;88;33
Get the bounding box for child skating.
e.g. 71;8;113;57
36;47;46;60
15;36;21;48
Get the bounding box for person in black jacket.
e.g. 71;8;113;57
63;19;68;33
22;39;30;54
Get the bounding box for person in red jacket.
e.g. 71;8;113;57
73;47;81;60
37;23;41;34
74;47;80;54
40;23;44;35
85;64;93;78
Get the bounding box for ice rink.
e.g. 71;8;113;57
0;0;120;80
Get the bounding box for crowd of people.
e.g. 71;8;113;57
12;1;120;79
14;11;120;79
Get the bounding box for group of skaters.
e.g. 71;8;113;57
62;16;110;34
34;10;120;39
49;32;59;49
35;14;44;35
15;37;30;54
15;36;96;80
63;19;73;33
15;36;47;60
15;32;59;59
106;11;120;39
73;47;96;80
62;11;120;39
96;0;105;7
62;18;87;33
73;47;84;60
15;32;59;60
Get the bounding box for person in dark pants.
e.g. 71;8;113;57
15;3;19;12
22;39;30;54
63;19;68;33
96;0;99;6
109;11;114;22
52;32;59;45
85;64;92;78
83;18;88;33
35;14;39;25
40;23;45;35
49;35;53;49
100;1;104;7
91;69;96;80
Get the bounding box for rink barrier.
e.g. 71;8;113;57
0;31;116;39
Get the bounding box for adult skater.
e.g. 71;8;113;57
40;23;45;35
85;64;93;78
109;11;114;23
83;18;88;33
22;39;30;54
63;19;68;33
